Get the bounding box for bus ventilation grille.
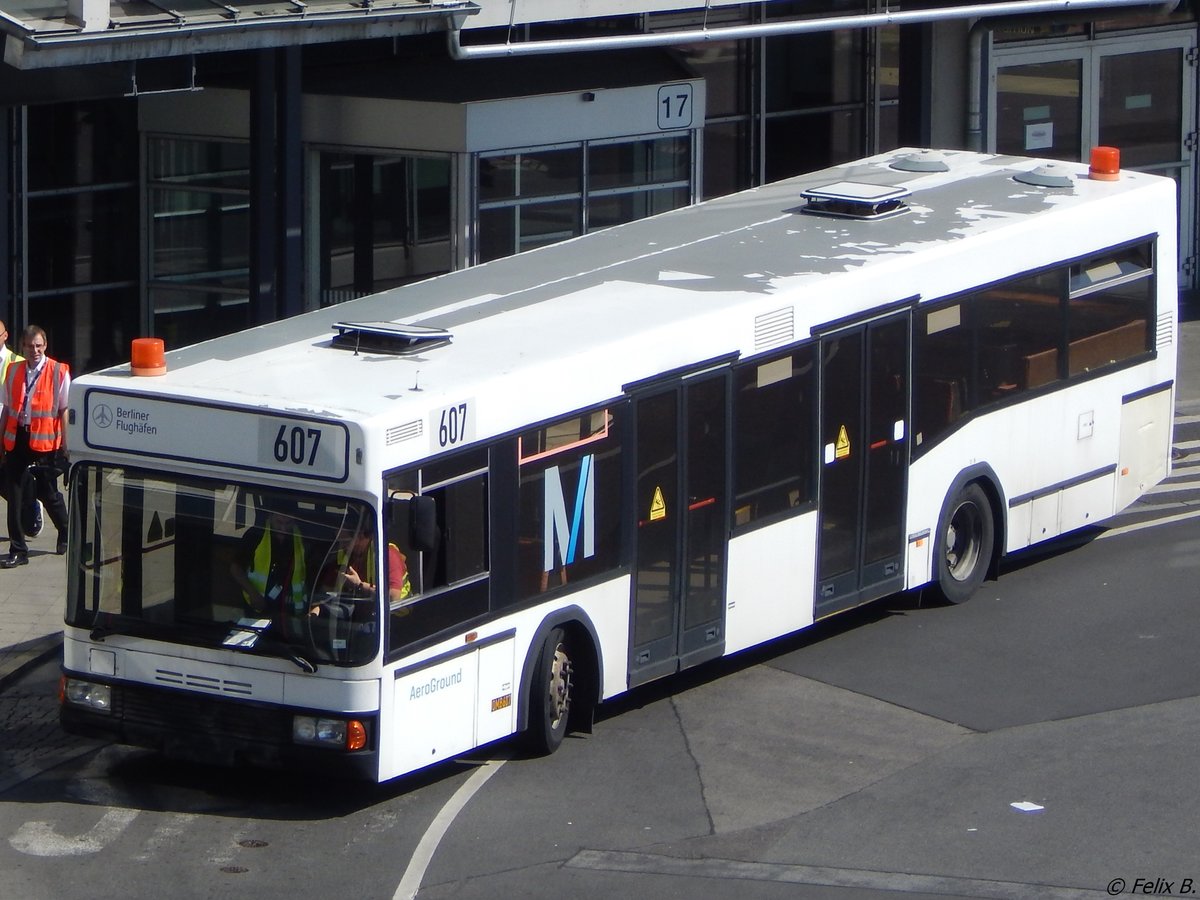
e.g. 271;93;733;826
755;306;795;351
155;667;254;697
1156;311;1174;349
387;420;423;446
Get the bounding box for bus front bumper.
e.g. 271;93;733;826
60;671;379;781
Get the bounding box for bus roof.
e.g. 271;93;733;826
72;148;1176;476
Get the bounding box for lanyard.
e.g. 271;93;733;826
20;362;46;424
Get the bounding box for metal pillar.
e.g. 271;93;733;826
250;46;303;326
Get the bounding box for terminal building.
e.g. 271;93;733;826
0;0;1194;373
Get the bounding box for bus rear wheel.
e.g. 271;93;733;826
936;483;994;605
527;627;573;755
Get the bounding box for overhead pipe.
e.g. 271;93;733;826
447;0;1179;60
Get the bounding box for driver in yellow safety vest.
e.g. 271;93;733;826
230;506;309;624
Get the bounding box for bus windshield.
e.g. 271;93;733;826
67;465;380;668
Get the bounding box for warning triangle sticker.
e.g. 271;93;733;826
650;486;667;521
835;425;851;460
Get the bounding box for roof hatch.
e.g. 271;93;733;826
331;321;451;355
800;181;911;221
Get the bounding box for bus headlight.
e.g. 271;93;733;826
292;715;367;751
61;678;112;713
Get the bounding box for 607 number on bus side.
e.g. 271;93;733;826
434;400;475;450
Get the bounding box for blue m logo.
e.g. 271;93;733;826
544;454;595;571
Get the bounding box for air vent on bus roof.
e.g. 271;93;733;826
800;182;911;221
889;150;951;173
331;321;451;355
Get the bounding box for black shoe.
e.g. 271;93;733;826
56;533;67;555
1;552;29;568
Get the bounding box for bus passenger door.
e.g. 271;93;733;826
816;312;909;617
629;372;728;688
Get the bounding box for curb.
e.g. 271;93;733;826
0;632;62;692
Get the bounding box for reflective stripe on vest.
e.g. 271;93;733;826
0;349;22;389
3;359;68;452
245;524;307;610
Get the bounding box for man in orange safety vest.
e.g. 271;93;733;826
0;325;70;568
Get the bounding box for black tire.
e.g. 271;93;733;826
526;627;573;755
935;482;994;605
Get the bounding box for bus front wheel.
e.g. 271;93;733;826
527;627;573;755
935;482;994;604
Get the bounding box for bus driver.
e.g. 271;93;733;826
230;501;309;629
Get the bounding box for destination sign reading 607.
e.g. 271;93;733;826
83;389;350;482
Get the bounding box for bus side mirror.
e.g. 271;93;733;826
409;495;439;553
389;494;439;553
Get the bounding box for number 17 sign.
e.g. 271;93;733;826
657;83;694;130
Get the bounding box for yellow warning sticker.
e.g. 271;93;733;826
650;486;667;521
835;425;851;460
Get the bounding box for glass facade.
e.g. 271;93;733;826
671;26;754;198
23;101;140;374
477;135;691;263
652;0;888;198
317;152;452;306
147;137;252;349
5;13;1191;379
763;1;868;183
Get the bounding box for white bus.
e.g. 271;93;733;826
60;148;1177;780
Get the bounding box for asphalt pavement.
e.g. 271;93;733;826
2;304;1199;693
0;495;67;692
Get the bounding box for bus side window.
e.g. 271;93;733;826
1066;241;1154;375
385;453;490;651
915;302;970;448
974;270;1065;396
514;407;622;602
732;348;815;529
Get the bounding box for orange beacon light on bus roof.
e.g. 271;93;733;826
1089;146;1120;182
131;337;166;377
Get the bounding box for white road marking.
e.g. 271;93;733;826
1147;477;1200;493
10;807;139;857
1099;506;1200;539
134;813;199;862
393;759;506;900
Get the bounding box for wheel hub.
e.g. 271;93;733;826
548;645;572;727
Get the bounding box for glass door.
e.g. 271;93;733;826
994;55;1083;162
990;30;1196;287
630;372;729;687
816;312;909;617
